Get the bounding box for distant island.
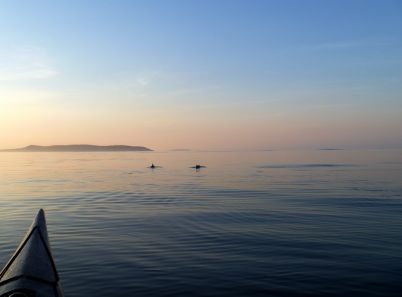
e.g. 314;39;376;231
0;145;152;152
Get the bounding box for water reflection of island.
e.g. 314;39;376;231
0;144;152;152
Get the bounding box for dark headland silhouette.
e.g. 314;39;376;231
0;144;152;152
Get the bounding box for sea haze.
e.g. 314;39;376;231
0;150;401;297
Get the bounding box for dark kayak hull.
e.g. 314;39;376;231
0;209;63;297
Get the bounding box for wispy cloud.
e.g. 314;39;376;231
136;77;150;86
308;39;396;51
0;87;59;106
0;46;57;81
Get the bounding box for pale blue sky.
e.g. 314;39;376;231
0;0;401;149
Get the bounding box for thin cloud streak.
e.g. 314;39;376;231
307;39;397;51
136;78;150;86
0;46;57;81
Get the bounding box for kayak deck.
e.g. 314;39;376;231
0;209;63;297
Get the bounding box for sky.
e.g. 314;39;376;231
0;0;401;150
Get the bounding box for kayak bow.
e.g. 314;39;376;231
0;209;63;297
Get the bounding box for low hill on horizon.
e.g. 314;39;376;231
0;144;152;152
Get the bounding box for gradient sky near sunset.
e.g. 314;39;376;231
0;0;401;150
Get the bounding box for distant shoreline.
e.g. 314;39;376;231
0;145;152;152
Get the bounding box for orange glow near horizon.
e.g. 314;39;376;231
1;94;402;151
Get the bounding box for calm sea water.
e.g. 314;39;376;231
0;150;401;297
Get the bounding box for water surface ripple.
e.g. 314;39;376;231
0;150;401;296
